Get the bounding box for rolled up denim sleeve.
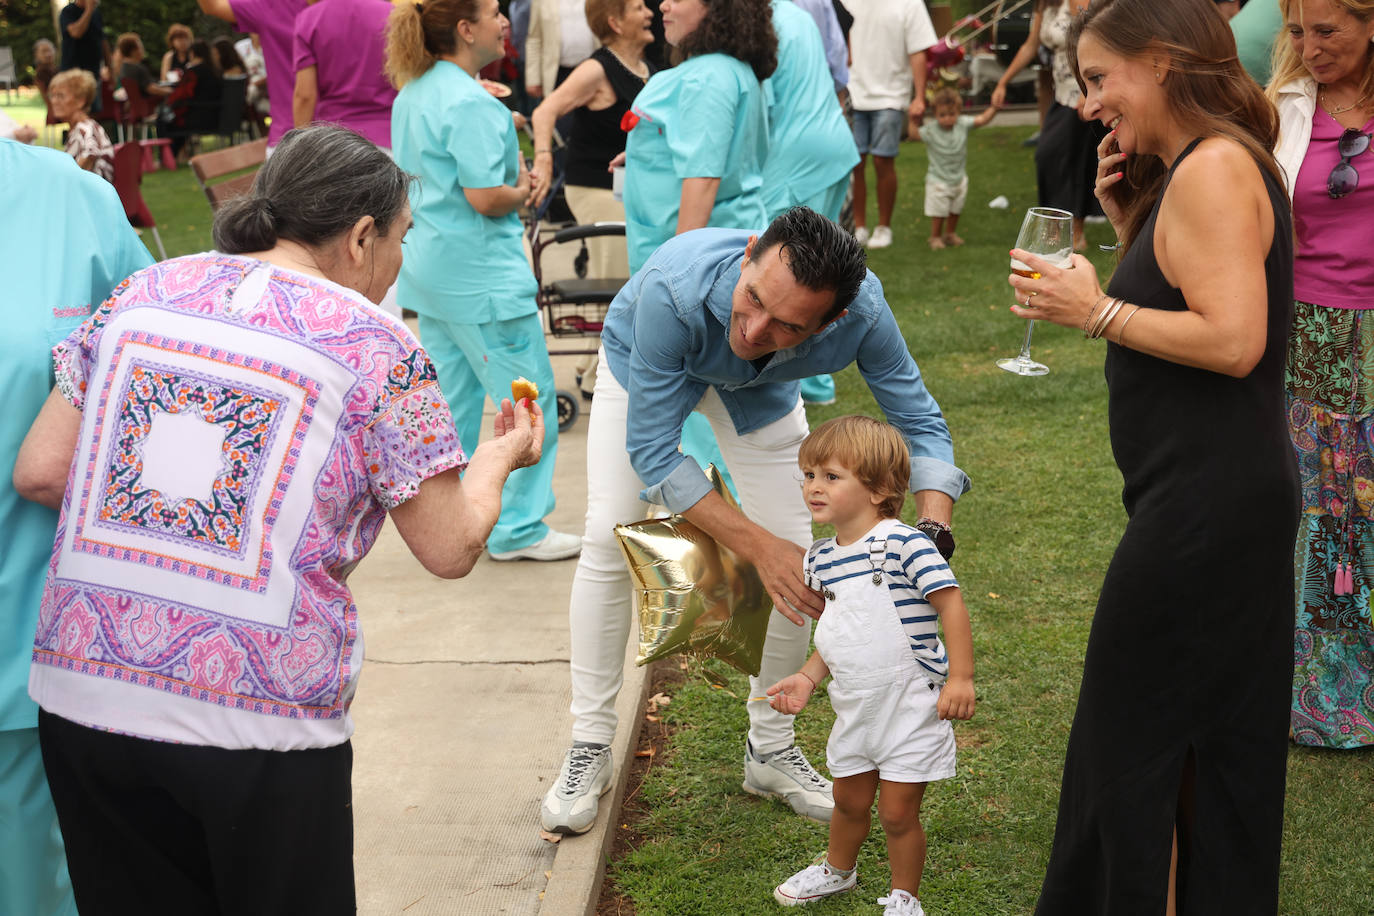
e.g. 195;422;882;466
856;290;971;500
621;270;711;510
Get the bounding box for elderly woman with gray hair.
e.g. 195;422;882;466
13;124;544;913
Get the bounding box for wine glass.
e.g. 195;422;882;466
997;206;1074;376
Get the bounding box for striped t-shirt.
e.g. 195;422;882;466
809;519;959;679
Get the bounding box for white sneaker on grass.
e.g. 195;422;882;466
773;860;857;906
540;744;613;834
489;529;582;562
743;741;833;822
853;226;871;246
878;890;925;916
867;226;893;249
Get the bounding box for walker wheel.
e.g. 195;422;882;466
556;389;580;431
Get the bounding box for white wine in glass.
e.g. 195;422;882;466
998;206;1074;376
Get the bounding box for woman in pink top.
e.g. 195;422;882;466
197;0;311;149
1270;0;1374;750
292;0;400;149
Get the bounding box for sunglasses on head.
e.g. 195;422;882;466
1328;127;1371;199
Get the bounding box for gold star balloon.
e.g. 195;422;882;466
615;466;771;676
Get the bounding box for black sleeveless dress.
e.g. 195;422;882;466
564;48;651;190
1036;139;1299;914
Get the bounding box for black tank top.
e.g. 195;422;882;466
565;47;652;190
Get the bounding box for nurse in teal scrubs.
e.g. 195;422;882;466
763;0;860;407
0;140;152;916
620;0;777;273
387;0;579;561
619;0;778;492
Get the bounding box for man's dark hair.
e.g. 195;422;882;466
753;207;868;324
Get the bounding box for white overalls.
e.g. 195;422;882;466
808;531;957;784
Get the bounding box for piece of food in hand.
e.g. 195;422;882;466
511;377;539;402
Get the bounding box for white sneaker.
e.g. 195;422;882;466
867;226;893;249
773;861;857;906
878;890;925;916
540;745;613;834
853;226;871;246
489;529;582;562
743;741;833;822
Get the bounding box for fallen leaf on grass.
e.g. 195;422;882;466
987;592;1001;599
646;692;672;713
539;830;562;844
645;714;660;723
635;747;654;758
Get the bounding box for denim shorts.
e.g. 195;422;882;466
852;108;904;158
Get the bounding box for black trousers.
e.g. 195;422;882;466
39;710;355;916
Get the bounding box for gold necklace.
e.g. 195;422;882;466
1321;90;1371;116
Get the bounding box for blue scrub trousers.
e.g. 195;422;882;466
418;312;559;553
1;727;76;916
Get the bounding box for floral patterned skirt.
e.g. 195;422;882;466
1288;300;1374;748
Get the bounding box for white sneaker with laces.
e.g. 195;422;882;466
743;741;833;822
489;529;582;562
867;226;893;249
773;861;857;906
853;226;871;246
877;890;925;916
540;744;613;834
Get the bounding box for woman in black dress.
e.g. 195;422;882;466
1005;0;1298;911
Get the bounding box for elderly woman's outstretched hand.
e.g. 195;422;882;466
492;397;544;471
1007;248;1104;332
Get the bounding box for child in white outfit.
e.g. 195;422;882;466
768;416;975;916
915;87;999;250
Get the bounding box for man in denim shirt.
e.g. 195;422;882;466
541;208;970;835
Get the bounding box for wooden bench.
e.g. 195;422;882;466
189;138;268;210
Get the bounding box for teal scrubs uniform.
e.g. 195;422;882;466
392;61;558;553
1;141;152;916
624;52;770;273
763;0;859;222
764;0;859;405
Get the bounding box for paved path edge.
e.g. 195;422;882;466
538;637;651;916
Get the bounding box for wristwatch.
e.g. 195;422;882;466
915;517;955;560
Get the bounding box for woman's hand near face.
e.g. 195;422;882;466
1093;130;1128;232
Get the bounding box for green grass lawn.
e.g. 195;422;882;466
8;88;1371;913
602;128;1374;915
4;92;227;259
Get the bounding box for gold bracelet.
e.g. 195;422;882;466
534;148;552;155
1091;297;1124;339
1115;305;1141;346
1082;293;1109;337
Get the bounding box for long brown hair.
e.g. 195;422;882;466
385;0;481;88
1067;0;1282;253
1267;0;1374;101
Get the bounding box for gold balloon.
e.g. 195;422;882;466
615;466;772;676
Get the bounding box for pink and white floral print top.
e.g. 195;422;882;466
29;255;466;751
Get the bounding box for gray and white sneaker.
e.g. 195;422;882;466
742;741;833;822
540;744;613;834
773;860;857;906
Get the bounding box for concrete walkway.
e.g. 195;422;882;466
349;352;643;915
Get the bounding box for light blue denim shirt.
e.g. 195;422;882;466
601;228;971;513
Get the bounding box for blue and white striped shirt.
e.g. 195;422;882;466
810;520;959;679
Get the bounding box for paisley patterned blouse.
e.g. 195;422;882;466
29;255;466;751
